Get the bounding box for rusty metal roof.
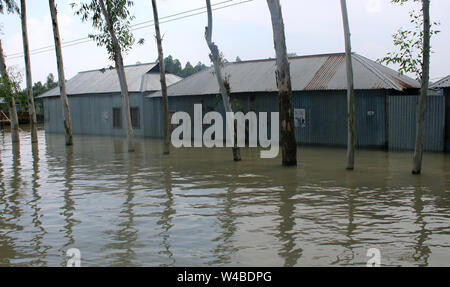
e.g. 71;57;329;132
430;75;450;89
37;62;182;98
149;53;419;98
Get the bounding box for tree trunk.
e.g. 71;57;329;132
412;0;430;175
266;0;297;166
21;0;38;144
205;0;241;161
49;0;73;146
0;40;20;144
340;0;355;170
99;0;135;152
151;0;170;155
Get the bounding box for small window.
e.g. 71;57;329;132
131;107;140;129
113;108;122;128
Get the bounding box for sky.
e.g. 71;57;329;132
1;0;449;87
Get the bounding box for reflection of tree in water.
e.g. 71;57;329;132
330;187;357;265
61;146;80;266
0;144;22;266
412;184;431;266
109;151;138;266
157;160;175;266
276;172;302;267
29;144;48;266
208;167;239;266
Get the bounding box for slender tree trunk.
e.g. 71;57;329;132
21;0;38;144
340;0;355;170
0;40;20;144
412;0;430;175
49;0;73;146
99;0;135;152
205;0;241;161
266;0;297;166
151;0;170;155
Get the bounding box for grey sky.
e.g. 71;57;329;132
1;0;449;86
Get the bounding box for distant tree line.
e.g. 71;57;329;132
163;55;208;78
0;72;57;115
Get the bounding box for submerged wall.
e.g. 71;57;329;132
43;92;145;137
388;95;445;152
43;90;447;152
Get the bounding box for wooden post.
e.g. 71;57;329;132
412;0;430;175
0;40;20;144
21;0;38;144
99;0;135;152
151;0;170;155
340;0;356;170
205;0;241;161
49;0;73;146
266;0;297;166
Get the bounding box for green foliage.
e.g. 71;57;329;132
163;55;208;78
0;66;22;108
71;0;143;61
0;0;19;14
378;0;440;80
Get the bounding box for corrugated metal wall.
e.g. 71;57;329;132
293;90;386;148
445;89;450;152
388;95;445;152
43;92;145;137
43;90;447;153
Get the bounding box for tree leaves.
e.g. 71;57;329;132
377;0;440;81
71;0;141;61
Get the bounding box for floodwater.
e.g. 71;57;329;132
0;128;449;267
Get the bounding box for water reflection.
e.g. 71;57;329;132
276;171;302;267
158;159;175;266
60;146;77;261
412;184;431;266
29;144;48;266
0;130;449;266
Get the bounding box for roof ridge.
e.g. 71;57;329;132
230;52;346;65
430;75;450;89
352;54;403;91
78;62;156;74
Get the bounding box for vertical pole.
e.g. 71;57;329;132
340;0;356;170
49;0;73;146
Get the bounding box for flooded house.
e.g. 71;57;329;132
149;52;446;151
39;53;447;152
37;62;182;137
430;75;450;152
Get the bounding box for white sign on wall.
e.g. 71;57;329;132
294;108;306;128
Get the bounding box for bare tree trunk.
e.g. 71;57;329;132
21;0;38;144
0;40;20;144
205;0;241;161
49;0;73;146
151;0;170;155
340;0;355;170
266;0;297;166
99;0;135;152
412;0;430;175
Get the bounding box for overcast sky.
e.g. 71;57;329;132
1;0;449;87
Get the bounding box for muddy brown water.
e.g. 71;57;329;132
0;128;449;266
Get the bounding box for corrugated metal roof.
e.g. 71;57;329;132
149;53;419;98
37;62;182;98
430;75;450;89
